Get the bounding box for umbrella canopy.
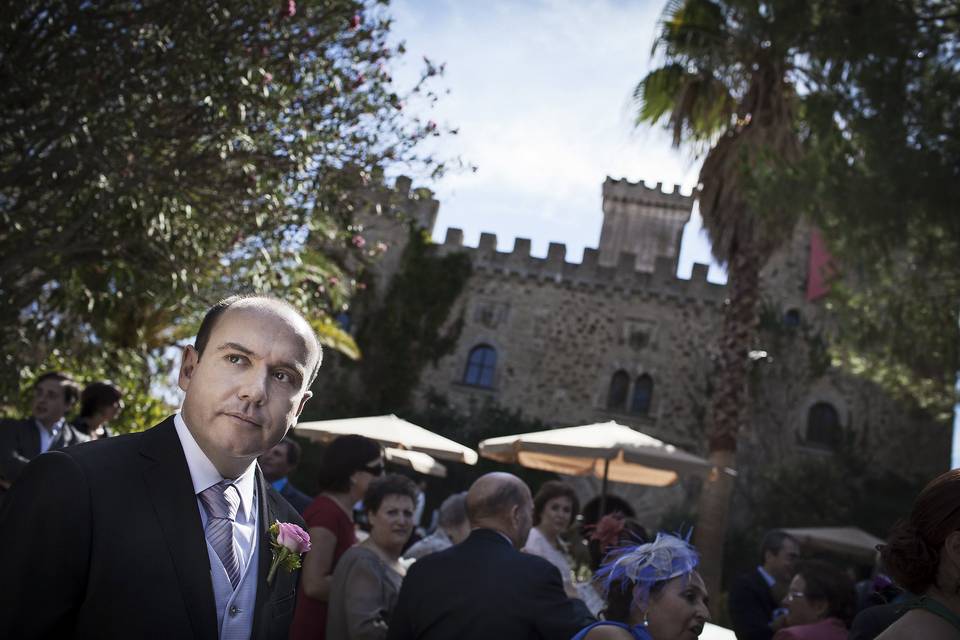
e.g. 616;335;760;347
478;421;711;487
296;414;478;465
384;447;447;478
781;527;884;560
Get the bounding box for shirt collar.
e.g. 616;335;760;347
474;527;515;548
174;412;258;520
757;565;776;587
35;417;64;435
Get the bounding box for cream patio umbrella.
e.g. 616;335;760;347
781;527;884;561
384;447;447;478
479;421;712;511
295;414;479;466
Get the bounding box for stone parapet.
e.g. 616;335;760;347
436;228;724;302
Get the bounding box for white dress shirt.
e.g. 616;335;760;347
174;413;259;574
35;418;64;453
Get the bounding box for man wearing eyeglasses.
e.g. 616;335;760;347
729;530;801;640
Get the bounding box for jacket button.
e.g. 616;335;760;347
229;606;239;616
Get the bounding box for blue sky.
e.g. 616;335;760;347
389;0;727;283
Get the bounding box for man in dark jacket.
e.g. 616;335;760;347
259;436;312;514
0;295;320;640
0;371;87;493
387;472;594;640
728;530;800;640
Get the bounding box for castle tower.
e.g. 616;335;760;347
597;177;695;272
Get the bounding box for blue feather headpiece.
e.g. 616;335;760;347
594;531;700;608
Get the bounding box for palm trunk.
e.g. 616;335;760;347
693;245;761;603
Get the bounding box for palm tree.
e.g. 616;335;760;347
634;0;805;597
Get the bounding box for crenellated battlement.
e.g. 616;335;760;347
602;176;696;210
437;228;723;302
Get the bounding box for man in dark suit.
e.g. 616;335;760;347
387;472;595;640
0;295;322;640
258;436;312;514
728;530;800;640
0;371;88;493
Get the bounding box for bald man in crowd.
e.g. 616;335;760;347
387;472;595;640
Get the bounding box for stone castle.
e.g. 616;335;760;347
349;175;949;529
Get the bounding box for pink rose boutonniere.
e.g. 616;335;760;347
267;521;311;585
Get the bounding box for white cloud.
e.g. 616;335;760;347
389;0;724;281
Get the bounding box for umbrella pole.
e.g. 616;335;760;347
600;458;609;516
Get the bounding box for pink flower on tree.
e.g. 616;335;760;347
350;14;361;30
352;235;366;248
279;0;296;18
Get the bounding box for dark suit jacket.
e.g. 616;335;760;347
0;417;89;488
386;527;595;640
278;479;312;514
729;568;778;640
0;416;304;640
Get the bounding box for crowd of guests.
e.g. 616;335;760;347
268;430;960;640
3;371;960;639
0;371;122;493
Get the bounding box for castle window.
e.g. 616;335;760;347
783;308;801;328
630;374;653;415
806;402;841;449
463;345;497;388
607;370;630;410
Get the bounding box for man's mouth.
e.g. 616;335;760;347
224;412;262;428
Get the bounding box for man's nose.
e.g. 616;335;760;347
698;601;711;621
238;370;268;404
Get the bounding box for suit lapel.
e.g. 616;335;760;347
20;419;41;458
140;418;218;640
251;467;278;639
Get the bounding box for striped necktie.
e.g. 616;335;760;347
198;481;242;589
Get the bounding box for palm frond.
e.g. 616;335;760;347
634;65;735;147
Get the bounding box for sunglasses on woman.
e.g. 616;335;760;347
362;461;385;476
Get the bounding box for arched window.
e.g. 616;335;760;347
783;308;801;328
806;402;841;448
463;345;497;388
631;374;653;415
607;370;629;410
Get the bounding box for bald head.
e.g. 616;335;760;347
466;472;533;548
195;295;323;386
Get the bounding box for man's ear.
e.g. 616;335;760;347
510;503;523;526
295;390;313;417
178;346;200;392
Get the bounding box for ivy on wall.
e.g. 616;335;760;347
302;224;473;420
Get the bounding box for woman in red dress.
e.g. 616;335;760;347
290;434;383;640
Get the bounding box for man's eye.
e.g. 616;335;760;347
227;354;245;364
274;371;290;382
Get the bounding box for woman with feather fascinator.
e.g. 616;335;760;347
573;526;710;640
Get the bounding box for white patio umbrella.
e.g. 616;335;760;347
295;414;479;465
781;527;884;560
384;447;447;478
479;421;712;511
